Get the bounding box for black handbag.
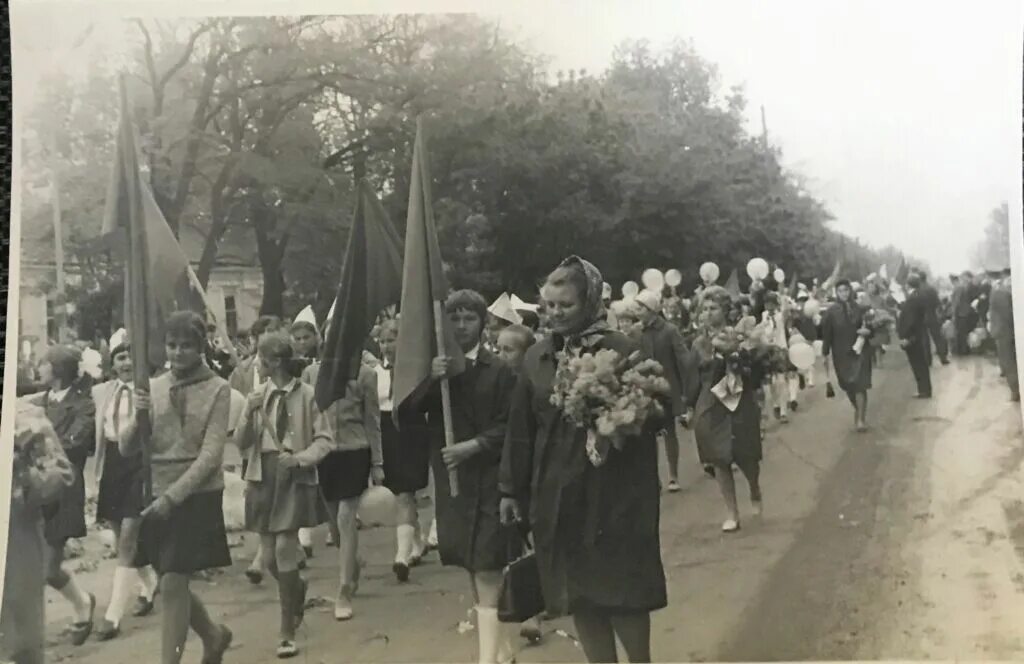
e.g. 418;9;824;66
497;527;545;624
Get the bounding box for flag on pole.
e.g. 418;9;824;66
392;118;465;412
724;269;741;298
895;255;910;284
315;179;404;411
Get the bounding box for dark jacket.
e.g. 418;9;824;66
418;348;515;572
638;317;691;414
500;331;667;617
898;289;929;346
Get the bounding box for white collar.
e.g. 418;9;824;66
50;386;71;403
466;344;481;362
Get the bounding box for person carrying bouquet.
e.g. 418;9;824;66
500;256;667;663
820;280;876;432
684;287;766;533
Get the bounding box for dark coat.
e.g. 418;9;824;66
685;333;763;466
638;317;691;415
29;377;96;545
500;331;667;617
820;302;874;395
898;289;929;346
420;348;516;573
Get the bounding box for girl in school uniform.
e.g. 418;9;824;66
122;312;233;664
27;345;97;647
234;333;334;658
375;318;432;583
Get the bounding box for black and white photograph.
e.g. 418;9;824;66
2;1;1024;662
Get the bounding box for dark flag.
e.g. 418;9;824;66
315;179;404;411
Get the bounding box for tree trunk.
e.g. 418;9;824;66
250;196;287;317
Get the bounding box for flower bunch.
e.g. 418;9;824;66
707;323;775;378
550;347;671;466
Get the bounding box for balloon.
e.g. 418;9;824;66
788;332;807;348
747;258;769;281
665;269;683;287
812;340;824;357
622;281;640;298
789;342;816;371
803;299;821;318
642;268;666;291
699;262;720;284
359;486;397;527
773;268;785;283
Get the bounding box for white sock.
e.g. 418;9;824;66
59;576;91;621
298;528;313;548
427;518;438;547
105;566;136;626
395;524;415;564
138;566;159;601
476;606;501;664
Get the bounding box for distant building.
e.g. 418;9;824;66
18;219;263;362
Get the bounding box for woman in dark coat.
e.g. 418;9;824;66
685;287;765;533
500;256;667;663
28;345;98;646
416;289;517;664
820;279;875;432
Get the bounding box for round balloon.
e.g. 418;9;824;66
699;262;720;284
642;268;665;291
788;331;807;348
358;485;397;526
622;281;640;298
773;268;786;284
747;257;769;281
789;342;816;371
665;269;683;287
803;298;821;318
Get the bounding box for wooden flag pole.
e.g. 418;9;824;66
432;299;460;498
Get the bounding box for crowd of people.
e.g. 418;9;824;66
3;256;1018;664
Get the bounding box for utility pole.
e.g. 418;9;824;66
49;133;68;343
760;105;769;149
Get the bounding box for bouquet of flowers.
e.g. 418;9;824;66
703;323;775;410
853;308;893;355
550;347;671;467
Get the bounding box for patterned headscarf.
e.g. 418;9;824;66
552;255;610;350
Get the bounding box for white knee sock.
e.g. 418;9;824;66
395;524;415;564
59;576;91;621
476;606;501;664
298;528;313;548
105;566;136;625
138;565;159;601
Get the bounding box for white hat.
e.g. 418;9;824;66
293;305;318;333
109;328;128;352
509;293;539;313
488;293;523;325
635;289;662;313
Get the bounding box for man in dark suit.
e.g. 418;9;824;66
899;275;932;398
912;271;949;365
634;289;692;492
989;269;1019;402
952;271;980;355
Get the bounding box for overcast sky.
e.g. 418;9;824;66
12;0;1023;274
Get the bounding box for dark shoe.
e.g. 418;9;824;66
297;559;307;571
393;562;410;583
70;593;96;646
303;546;313;559
773;407;782;419
201;624;233;664
703;465;716;479
94;618;120;642
133;594;156;618
245;568;264;585
789;400;799;412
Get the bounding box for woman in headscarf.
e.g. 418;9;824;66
820;279;875;432
2;400;75;663
122;312;233;664
500;257;667;663
684;287;766;533
26;345;97;646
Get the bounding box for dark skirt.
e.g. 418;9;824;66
43;453;87;547
245;453;325;534
96;440;145;523
381;414;430;495
133;490;232;575
694;392;763;467
832;348;874;396
318;448;371;502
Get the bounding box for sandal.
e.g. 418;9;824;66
721;519;741;533
70;593;96;646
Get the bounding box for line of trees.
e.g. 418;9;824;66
20;14;920;336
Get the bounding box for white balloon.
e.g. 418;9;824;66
773;268;786;283
803;299;821;318
747;258;769;281
358;485;397;527
699;262;720;284
622;281;640;298
788;332;807;348
642;268;665;291
665;269;683;287
789;343;816;371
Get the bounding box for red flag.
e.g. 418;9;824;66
315;179;404;411
392;118;465;412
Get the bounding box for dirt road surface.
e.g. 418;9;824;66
39;353;1024;663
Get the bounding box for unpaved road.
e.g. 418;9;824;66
40;353;1024;662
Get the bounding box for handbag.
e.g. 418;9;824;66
497;526;545;624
